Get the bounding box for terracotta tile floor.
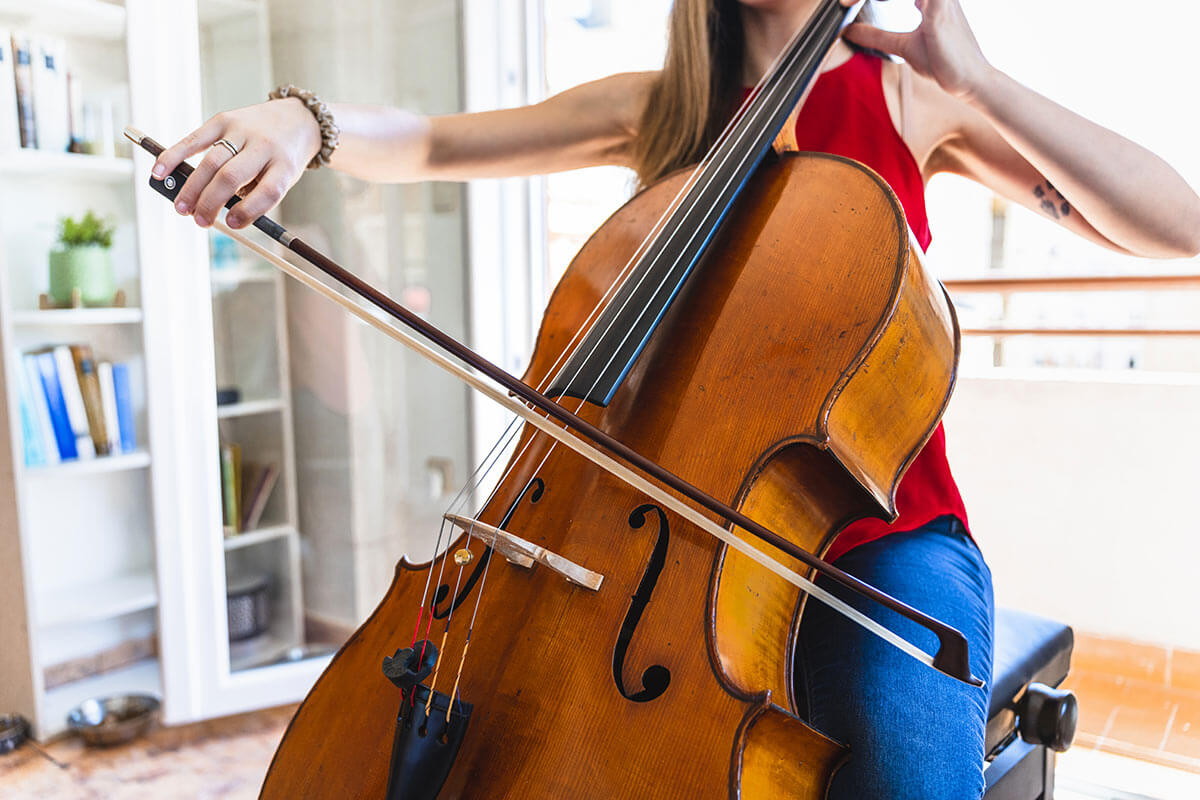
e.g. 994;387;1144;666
1062;669;1200;774
5;662;1200;798
0;704;294;799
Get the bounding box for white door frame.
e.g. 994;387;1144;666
462;0;547;467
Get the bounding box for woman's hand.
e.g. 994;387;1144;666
843;0;992;100
152;98;322;229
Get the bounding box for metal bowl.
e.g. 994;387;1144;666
0;714;29;755
271;643;338;664
66;694;160;747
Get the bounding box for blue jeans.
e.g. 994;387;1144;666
795;515;994;799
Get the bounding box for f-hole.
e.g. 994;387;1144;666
612;503;671;703
432;477;544;619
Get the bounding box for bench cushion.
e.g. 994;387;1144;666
985;607;1073;756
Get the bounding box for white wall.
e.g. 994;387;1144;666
945;371;1200;649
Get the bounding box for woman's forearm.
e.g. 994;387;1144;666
325;103;434;182
963;67;1200;259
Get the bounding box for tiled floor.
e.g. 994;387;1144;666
3;675;1199;798
0;705;294;799
1058;747;1200;799
1062;667;1200;773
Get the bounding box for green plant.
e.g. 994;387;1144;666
57;211;116;249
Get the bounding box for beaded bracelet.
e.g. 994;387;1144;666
268;84;340;169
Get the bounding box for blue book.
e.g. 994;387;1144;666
32;349;77;460
15;356;45;467
22;355;59;465
111;362;136;453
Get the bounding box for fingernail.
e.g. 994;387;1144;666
175;201;190;214
152;164;166;178
226;214;242;228
195;215;210;227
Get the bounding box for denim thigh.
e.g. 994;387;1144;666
795;516;994;800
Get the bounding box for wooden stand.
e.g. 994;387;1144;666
38;288;127;310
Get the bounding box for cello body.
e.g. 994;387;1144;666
260;151;959;799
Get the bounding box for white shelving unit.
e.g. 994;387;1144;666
0;0;162;738
0;0;126;43
212;258;305;673
216;396;284;419
11;308;144;326
37;572;158;628
0;151;134;182
0;0;327;739
24;449;152;478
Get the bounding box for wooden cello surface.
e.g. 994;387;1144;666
259;151;958;799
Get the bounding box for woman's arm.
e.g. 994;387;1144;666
849;0;1200;259
152;71;653;230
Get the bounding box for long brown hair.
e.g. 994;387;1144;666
630;0;875;188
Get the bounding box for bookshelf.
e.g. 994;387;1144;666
0;0;127;44
0;0;164;739
212;256;305;673
11;307;144;326
0;151;134;181
0;0;329;739
197;0;308;677
25;448;151;477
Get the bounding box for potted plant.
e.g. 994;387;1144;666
47;211;118;308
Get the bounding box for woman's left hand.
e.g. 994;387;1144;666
843;0;992;99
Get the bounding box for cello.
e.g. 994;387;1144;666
130;0;978;796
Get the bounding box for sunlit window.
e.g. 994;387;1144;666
541;0;1200;374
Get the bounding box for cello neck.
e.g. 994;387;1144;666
547;0;865;405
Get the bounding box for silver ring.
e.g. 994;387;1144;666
213;138;239;157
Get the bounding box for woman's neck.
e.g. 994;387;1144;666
739;1;855;85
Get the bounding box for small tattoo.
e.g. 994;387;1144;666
1034;181;1070;219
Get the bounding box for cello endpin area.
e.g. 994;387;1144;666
443;513;604;591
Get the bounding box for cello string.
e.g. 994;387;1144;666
428;54;766;545
443;3;849;680
418;517;458;651
414;416;527;615
442;1;843;629
442;0;836;526
423;557;467;717
445;0;844;529
542;2;846;417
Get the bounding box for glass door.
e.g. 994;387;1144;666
189;0;471;716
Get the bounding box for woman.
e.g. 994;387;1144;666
155;1;1200;797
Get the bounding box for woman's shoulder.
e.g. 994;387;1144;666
879;59;971;180
570;71;658;130
541;71;657;162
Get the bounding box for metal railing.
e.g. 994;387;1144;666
942;274;1200;337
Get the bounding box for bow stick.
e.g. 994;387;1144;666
125;127;980;686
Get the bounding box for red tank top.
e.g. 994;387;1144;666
749;51;969;562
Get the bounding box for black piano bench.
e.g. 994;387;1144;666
983;607;1078;800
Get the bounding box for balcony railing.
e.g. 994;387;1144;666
942;274;1200;337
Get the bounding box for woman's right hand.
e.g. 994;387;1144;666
152;97;322;229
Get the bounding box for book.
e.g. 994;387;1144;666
70;344;110;456
53;345;94;459
22;355;59;465
97;361;120;454
15;354;45;467
0;29;17;153
10;33;35;149
220;442;241;536
66;70;82;152
111;362;136;453
31;36;68;153
31;349;76;460
240;461;279;531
